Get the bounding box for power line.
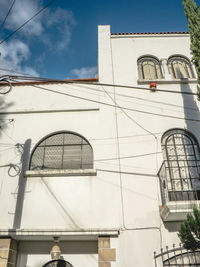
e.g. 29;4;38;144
71;83;199;112
89;132;162;141
0;0;16;32
79;83;191;123
2;70;198;113
63;80;198;96
95;151;162;162
101;85;158;138
0;0;57;45
1;70;199;97
25;83;200;122
0;67;40;78
0;67;44;78
97;168;156;177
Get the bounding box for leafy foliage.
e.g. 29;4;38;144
182;0;200;100
178;204;200;250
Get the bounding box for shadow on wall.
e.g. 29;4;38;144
12;139;31;229
18;241;98;254
17;241;98;267
11;138;83;230
181;81;200;131
164;221;182;232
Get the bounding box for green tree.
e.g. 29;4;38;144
178;204;200;250
182;0;200;100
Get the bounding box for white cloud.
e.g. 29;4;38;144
69;66;98;79
44;8;76;50
0;0;43;36
0;0;76;76
0;0;76;50
0;40;38;76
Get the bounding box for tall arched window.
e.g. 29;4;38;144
168;55;195;79
161;129;200;201
138;56;163;80
29;131;93;170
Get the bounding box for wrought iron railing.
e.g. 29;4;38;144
158;161;200;204
154;244;200;267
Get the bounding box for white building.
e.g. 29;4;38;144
0;25;200;267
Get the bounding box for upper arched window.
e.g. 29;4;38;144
137;56;163;80
161;129;200;201
29;131;93;170
168;55;195;79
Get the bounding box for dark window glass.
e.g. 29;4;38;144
30;132;93;170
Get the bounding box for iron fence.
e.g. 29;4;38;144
154;244;200;267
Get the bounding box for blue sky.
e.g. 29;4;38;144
0;0;190;79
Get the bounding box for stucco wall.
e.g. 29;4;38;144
0;25;199;267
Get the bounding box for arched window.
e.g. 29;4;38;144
168;55;195;79
29;131;93;170
42;259;73;267
161;129;200;201
137;56;163;80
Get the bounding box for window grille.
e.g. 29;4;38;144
29;132;93;170
159;129;200;202
42;259;73;267
138;56;163;80
168;56;195;79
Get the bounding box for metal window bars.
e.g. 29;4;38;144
154;244;200;267
29;132;93;170
158;130;200;203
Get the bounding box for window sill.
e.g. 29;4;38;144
25;169;97;178
137;78;197;85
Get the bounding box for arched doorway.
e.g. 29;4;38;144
42;259;73;267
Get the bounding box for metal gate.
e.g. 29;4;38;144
42;259;73;267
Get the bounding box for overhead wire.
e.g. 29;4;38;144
0;68;45;80
2;69;198;112
0;0;16;32
22;82;200;122
0;0;57;45
5;71;199;113
89;132;162;141
0;69;198;96
100;84;158;145
0;128;17;144
62;83;196;116
97;168;156;177
95;151;162;162
96;160;156;171
69;83;199;112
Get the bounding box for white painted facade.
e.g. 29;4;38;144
0;25;200;267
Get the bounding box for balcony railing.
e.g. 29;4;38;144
158;160;200;204
158;161;200;221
